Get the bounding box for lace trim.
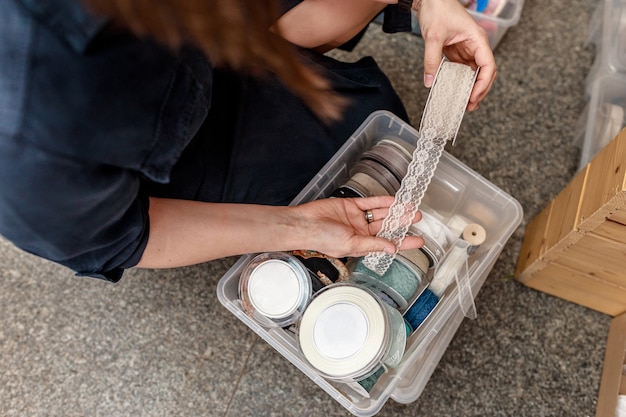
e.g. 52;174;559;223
362;61;477;276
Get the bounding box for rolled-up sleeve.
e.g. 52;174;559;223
0;0;213;281
0;139;149;282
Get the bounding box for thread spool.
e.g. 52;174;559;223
239;252;312;327
298;284;406;382
462;223;487;253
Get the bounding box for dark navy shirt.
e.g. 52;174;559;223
0;0;409;283
0;0;213;281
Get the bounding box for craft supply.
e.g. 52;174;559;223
403;289;439;331
349;251;429;309
361;142;412;184
298;284;406;382
363;60;477;276
350;160;400;195
403;223;487;331
333;135;415;200
345;172;390;197
430;223;486;297
356;366;386;394
290;250;349;292
239;252;312;327
379;137;415;160
462;223;487;251
331;184;366;199
348;272;404;309
355;318;412;395
408;211;452;268
430;223;486;319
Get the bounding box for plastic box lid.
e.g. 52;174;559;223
216;111;523;416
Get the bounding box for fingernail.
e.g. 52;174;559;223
424;74;434;88
383;246;393;254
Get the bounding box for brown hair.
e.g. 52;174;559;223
83;0;344;121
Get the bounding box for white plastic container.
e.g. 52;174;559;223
217;111;523;416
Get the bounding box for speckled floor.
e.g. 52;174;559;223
0;0;612;416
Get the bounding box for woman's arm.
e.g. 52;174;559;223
274;0;388;52
276;0;496;111
135;196;423;269
415;0;497;111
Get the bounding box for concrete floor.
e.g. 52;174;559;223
0;0;612;416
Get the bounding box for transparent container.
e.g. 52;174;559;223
408;0;525;49
216;111;523;416
577;0;626;169
599;0;626;74
577;73;626;170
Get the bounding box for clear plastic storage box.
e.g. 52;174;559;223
407;0;525;50
578;0;626;168
578;73;626;169
217;111;523;416
598;0;626;74
466;0;525;49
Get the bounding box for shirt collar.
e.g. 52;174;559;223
17;0;107;53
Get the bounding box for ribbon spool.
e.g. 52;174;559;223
407;211;453;268
332;136;415;198
403;223;487;331
298;283;406;382
348;250;430;310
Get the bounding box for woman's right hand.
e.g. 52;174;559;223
416;0;497;111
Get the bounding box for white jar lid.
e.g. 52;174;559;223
239;253;311;327
298;285;389;379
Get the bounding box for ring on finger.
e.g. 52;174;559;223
365;210;374;224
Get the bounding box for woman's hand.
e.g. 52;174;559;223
290;195;424;258
415;0;497;111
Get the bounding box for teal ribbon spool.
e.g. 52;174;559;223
351;253;428;309
356;318;412;393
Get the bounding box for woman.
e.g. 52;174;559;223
0;0;495;281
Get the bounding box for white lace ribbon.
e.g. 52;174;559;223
362;60;477;276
